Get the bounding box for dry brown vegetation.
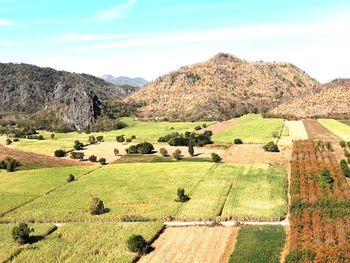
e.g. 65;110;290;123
127;53;319;121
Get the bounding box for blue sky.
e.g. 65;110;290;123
0;0;350;82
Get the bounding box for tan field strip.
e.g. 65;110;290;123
139;226;239;263
201;118;238;135
285;120;308;140
303;119;342;142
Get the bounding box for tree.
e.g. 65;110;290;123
54;149;66;157
233;138;243;144
172;149;182;160
12;223;33;244
88;135;96;144
175;188;190;202
127;234;153;255
126;145;138;154
70;152;85;161
67;174;75;182
116;135;125;143
211;153;222;163
96;135;104;142
263;141;279;152
99;158;107;165
194;126;202;131
114;148;119;156
50;133;55;140
7;159;18;172
88;155;97;162
159;148;168;157
340;140;346;148
90;197;106;215
73;140;84;150
5;138;12;145
188;143;194;157
137;142;154;154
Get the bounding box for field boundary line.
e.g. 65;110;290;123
0;166;101;218
164;220;289;227
217;182;233;217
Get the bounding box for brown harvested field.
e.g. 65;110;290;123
303;119;341;142
222;144;291;167
201;118;238;135
139;226;239;263
0;144;85;168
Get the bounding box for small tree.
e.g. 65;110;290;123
70;152;85;161
116;135;125;143
325;141;333;151
188;142;194;157
5;138;12;145
96;135;104;142
202;124;207;128
159;148;168;157
73;140;84;150
54;149;66;157
6;159;18;172
233;138;243;144
88;155;97;162
194;126;202;131
175;188;190;202
50;133;55;140
126;145;138;154
90;197;106;215
137;142;154;154
113;148;119;156
12;223;33;244
172;149;182;160
99;158;107;165
211;153;222;163
67;174;75;182
127;234;153;255
263;141;279;152
88;135;96;144
340;140;346;148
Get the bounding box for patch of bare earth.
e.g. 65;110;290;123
303;119;341;142
139;226;239;263
201;119;238;135
0;144;85;168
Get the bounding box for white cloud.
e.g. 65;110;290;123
0;18;14;26
96;0;138;20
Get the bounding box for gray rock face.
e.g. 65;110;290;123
0;63;138;130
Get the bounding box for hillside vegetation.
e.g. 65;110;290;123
127;53;319;121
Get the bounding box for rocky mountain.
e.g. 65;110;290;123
101;75;148;88
268;79;350;119
126;53;320;121
0;63;139;130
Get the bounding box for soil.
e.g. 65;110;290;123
139;226;239;263
0;144;85;168
201;119;238;135
303;119;341;142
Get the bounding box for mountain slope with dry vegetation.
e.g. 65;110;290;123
268;79;350;119
127;53;319;121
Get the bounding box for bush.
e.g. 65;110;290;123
340;140;346;148
67;174;75;182
54;149;66;157
114;148;119;156
127;142;154;155
115;121;127;130
13;138;19;142
159;131;213;147
172;149;182;160
233;138;243;144
325;141;333;151
127;235;153;255
131;135;136;140
340;159;350;177
159;148;168;157
5;138;12;145
116;135;125;143
126;138;132;142
70;152;85;161
89;197;107;215
188;143;194;157
202;124;207;128
263;141;279;152
12;223;33;244
88;155;97;162
0;157;20;172
211;153;222;163
175;188;190;202
99;158;107;165
347;141;350;148
194;126;202;131
50;133;55;140
121;215;150;222
73;140;84;150
88;135;96;144
96;135;104;142
317;168;334;187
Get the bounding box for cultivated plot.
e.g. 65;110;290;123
284;120;308;140
318;119;350;141
303;119;341;142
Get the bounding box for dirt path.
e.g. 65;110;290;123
201;119;238;135
139;226;239;263
0;144;85;168
303;119;341;142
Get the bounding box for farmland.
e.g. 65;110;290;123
318;119;350;141
303;119;341;142
212;114;284;144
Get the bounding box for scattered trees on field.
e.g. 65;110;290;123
96;135;104;142
194;126;202;131
5;138;12;145
127;234;154;255
67;174;75;182
233;138;243;144
50;133;55;140
188;143;194;157
12;223;33;244
0;157;20;172
158;131;213;147
172;149;182;160
159;148;168;157
116;135;125;143
73;140;84;150
89;197;108;215
70;152;85;161
126;142;154;154
263;141;279;152
211;153;222;163
88;135;96;144
54;149;66;157
175;188;190;202
99;158;107;165
88;155;97;162
114;148;119;156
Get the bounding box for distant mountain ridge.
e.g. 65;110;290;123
0;63;139;130
127;53;320;121
101;75;148;88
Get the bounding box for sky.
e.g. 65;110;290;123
0;0;350;83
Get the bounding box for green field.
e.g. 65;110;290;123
1;222;162;263
229;226;286;263
1;163;286;222
0;166;95;216
340;120;350;127
1;117;214;156
318;119;350;141
212;114;284;144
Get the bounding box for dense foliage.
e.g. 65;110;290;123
126;142;154;154
0;157;20;172
126;234;154;255
158;131;213;147
263;141;279;152
12;223;33;244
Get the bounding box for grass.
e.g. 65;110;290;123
318;119;350;141
340;120;350;127
8;222;163;263
229;226;285;263
0;166;95;216
1;117;214;156
212;114;284;144
0;223;56;262
113;154;212;164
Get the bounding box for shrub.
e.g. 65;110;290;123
127;235;153;255
202;124;207;128
73;140;84;150
50;133;55;140
113;148;119;156
159;148;168;157
340;140;346;148
116;135;125;143
159;131;213;147
172;149;182;160
211;153;222;163
115;121;127;130
54;149;66;157
263;141;279;152
5;138;12;145
0;157;20;172
12;223;33;244
89;197;107;215
194;126;202;131
340;159;350;177
96;135;104;142
121;215;150;222
88;135;96;144
126;138;132;142
325;141;333;151
317;168;334;187
233;138;243;144
13;138;19;142
70;152;85;161
175;188;190;202
131;135;136;140
188;143;194;157
347;141;350;148
99;158;107;165
127;142;154;154
67;174;75;182
88;155;97;162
